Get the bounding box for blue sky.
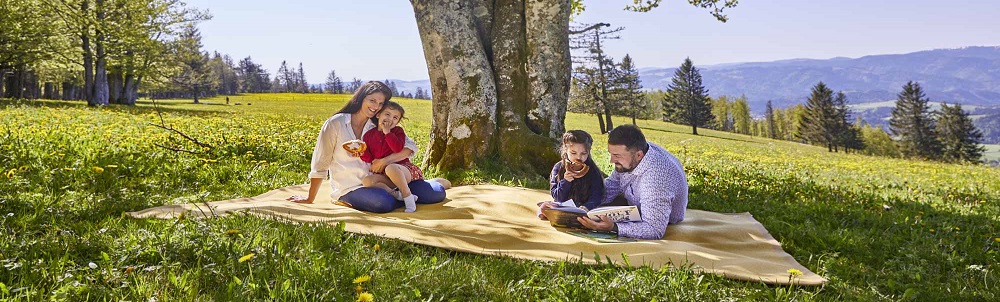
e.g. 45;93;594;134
185;0;1000;84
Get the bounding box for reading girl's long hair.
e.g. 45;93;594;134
557;130;605;205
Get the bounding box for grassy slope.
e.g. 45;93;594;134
1;94;998;301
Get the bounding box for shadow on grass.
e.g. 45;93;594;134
639;125;764;145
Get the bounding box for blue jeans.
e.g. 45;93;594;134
340;179;447;213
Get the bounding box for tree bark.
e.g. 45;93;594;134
81;0;94;104
123;74;139;105
596;112;606;134
91;0;110;106
108;71;122;104
412;0;567;176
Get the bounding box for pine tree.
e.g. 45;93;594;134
349;78;363;93
765;100;777;139
325;70;340;94
415;87;426;99
799;82;838;151
890;81;942;160
171;24;216;104
297;63;308;93
936;103;985;163
662;58;714;135
616;54;644;125
275;61;290;93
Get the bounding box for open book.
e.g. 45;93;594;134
541;204;641;229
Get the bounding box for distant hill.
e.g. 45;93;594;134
638;46;1000;112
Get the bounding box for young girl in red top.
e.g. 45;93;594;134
360;101;424;212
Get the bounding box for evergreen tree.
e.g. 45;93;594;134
765;100;777;139
297;63;308;93
936;103;985;163
325;70;341;94
799;82;839;151
415;86;427;99
890;81;942;159
275;61;290;93
615;54;644;125
171;24;216;104
662;58;713;135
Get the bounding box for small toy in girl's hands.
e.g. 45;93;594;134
564;158;589;176
342;139;367;156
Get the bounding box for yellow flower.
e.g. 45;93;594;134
353;275;371;284
105;165;118;168
225;229;241;236
787;268;803;277
92;166;104;173
356;292;374;302
373;244;380;252
5;169;14;178
238;253;255;263
995;238;1000;243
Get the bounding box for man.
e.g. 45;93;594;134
577;125;689;239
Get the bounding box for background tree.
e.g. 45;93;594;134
237;56;268;93
274;61;290;93
348;78;362;93
414;86;427;99
936;103;984;163
569;65;608;133
860;123;901;157
296;62;308;93
732;95;751;135
570;22;624;134
662;58;714;135
831;91;863;152
710;95;733;131
889;81;941;160
798;82;839;151
170;24;215;104
614;54;644;125
765;100;777;139
325;70;342;94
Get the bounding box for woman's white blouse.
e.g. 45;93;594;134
308;113;418;200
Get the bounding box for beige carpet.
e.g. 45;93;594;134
127;184;826;286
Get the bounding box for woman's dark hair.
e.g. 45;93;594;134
556;130;604;206
336;81;393;115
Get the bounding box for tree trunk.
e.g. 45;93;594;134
692;124;698;135
123;74;139;105
81;0;94;103
108;71;122;104
44;82;54;99
596;112;606;134
412;0;568;176
91;0;109;106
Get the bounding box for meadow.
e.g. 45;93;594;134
1;93;998;301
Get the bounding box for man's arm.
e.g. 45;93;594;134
615;174;675;239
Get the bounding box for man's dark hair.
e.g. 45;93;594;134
608;124;649;153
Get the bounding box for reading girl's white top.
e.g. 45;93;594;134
308;113;418;200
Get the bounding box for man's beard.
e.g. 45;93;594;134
614;164;635;173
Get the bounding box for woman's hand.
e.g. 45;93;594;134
563;170;577;182
287;195;313;204
537;201;560;220
578;215;616;232
370;158;389;173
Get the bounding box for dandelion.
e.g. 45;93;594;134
787;268;803;277
356;292;374;302
355;285;363;294
238;253;255;263
995;237;1000;243
106;165;118;168
225;229;241;237
5;169;14;178
373;244;380;252
92;166;104;173
353;275;371;284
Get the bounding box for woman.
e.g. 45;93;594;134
287;81;448;212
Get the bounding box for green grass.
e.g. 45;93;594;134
1;94;998;301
